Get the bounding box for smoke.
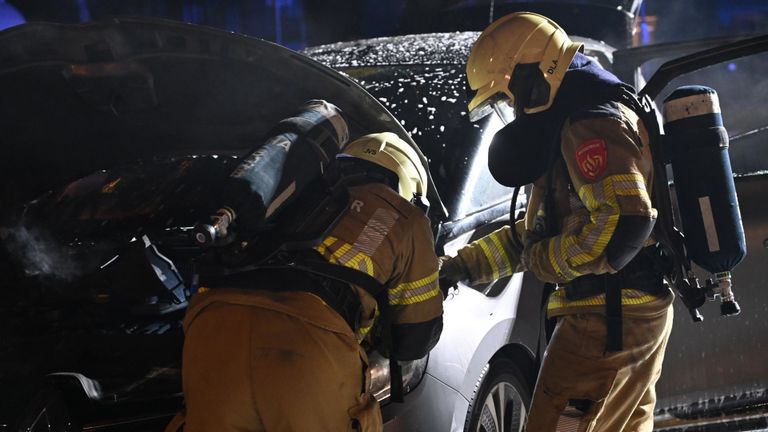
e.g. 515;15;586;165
0;220;85;281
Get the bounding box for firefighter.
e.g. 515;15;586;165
440;12;674;431
173;132;443;432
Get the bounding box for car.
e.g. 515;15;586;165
304;7;768;432
1;6;767;432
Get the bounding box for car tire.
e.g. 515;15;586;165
465;357;531;432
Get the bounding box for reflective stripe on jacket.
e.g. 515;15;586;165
454;221;526;286
313;182;443;359
524;101;666;316
452;101;670;317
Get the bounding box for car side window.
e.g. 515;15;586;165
454;113;514;218
340;65;512;221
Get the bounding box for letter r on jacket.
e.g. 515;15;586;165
351;200;364;213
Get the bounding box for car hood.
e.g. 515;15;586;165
0;17;432;211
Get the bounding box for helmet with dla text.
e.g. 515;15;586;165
466;11;583;121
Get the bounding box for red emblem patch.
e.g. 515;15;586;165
576;138;608;180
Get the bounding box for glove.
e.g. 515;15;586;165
438;255;469;295
523;228;545;249
509;218;526;251
521;228;546;272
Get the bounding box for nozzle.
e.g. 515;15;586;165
714;272;741;317
193;207;235;246
720;300;741;316
193;224;217;246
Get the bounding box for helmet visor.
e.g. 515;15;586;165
492;98;516;125
468;92;515;123
468;91;512;123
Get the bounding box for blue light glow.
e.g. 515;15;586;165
0;0;25;30
77;0;91;22
641;21;651;45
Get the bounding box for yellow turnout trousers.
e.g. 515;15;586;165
525;302;673;432
173;288;382;432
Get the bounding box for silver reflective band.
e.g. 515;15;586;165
664;92;721;123
699;196;721;252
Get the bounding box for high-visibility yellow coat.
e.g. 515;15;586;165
452;101;672;317
178;181;443;432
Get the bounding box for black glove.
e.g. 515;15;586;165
521;228;547;272
523;228;545;249
438;255;469;295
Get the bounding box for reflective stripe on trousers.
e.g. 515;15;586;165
525;303;673;432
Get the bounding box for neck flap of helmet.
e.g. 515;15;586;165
488;53;634;188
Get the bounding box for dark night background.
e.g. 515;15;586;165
1;0;768;49
2;1;767;164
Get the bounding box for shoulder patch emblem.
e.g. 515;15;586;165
576;138;608;180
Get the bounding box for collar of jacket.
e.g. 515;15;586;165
488;53;637;188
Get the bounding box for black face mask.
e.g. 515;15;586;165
487;111;561;188
509;63;551;113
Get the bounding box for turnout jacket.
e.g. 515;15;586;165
454;100;672;317
312;182;443;359
191;182;443;361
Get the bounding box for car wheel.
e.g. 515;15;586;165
465;358;531;432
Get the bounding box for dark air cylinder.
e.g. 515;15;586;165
194;99;348;245
663;86;746;315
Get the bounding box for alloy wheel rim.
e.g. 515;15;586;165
475;381;526;432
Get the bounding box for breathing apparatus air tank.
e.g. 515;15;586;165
193;99;349;246
663;86;745;316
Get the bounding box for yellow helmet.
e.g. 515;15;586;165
466;12;583;120
342;132;428;203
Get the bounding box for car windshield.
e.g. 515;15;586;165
339;64;512;220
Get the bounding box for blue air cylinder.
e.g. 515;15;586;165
663;86;745;316
194;100;349;245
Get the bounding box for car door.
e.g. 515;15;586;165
613;34;768;429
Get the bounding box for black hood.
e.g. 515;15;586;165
0;17;441;212
488;52;633;188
